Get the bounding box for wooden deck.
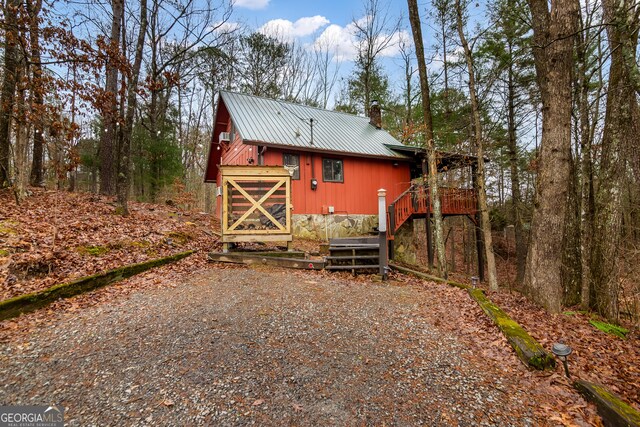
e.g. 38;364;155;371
389;185;477;233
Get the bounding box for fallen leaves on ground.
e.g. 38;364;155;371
0;188;221;302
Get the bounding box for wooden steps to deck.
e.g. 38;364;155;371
325;237;380;273
389;184;478;233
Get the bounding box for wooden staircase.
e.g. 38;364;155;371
388;184;478;234
325;237;380;274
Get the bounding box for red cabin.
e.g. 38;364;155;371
205;91;478;240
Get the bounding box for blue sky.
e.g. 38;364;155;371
228;0;421;98
230;0;416;60
233;0;403;30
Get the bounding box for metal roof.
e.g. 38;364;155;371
220;91;409;159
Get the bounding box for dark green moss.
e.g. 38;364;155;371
469;288;555;370
77;245;110;256
0;249;9;257
575;380;640;426
589;319;629;339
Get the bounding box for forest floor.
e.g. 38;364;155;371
0;189;638;425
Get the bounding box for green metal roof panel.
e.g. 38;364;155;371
220;91;408;159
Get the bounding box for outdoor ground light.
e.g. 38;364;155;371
552;340;573;378
471;276;479;288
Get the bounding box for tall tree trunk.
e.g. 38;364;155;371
591;0;640;320
525;0;579;313
14;35;29;202
407;0;448;278
117;0;148;215
0;0;19;188
506;43;527;283
576;14;598;310
455;0;498;290
99;0;124;196
28;0;44;187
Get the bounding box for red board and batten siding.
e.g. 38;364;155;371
262;149;411;215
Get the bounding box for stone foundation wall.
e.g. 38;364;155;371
392;218;420;265
292;214;378;240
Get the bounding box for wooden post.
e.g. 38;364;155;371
378;189;388;280
472;164;485;281
388;204;395;260
425;186;434;268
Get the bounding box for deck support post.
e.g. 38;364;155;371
387;204;395;260
424;185;434;268
471;164;485;281
378;189;388;280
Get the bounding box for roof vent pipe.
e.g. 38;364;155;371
310;118;314;145
369;100;382;129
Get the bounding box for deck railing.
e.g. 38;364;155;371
389;184;477;233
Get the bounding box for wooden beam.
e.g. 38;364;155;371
574;380;640;427
208;252;325;270
220;165;291;177
0;251;195;321
222;234;293;243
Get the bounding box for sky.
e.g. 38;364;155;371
232;0;408;46
226;0;488;101
228;0;417;88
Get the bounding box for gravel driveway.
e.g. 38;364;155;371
1;266;543;426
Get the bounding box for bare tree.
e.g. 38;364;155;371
407;0;448;278
99;0;124;196
588;0;640;320
351;0;401;113
454;0;498;290
312;39;341;109
116;0;148;215
0;0;19;188
28;0;45;187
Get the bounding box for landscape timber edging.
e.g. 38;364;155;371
389;263;471;290
0;250;195;321
574;380;640;427
389;262;555;370
208;252;325;270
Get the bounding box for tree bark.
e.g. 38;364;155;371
506;39;527;284
590;0;640;320
455;0;498;291
28;0;44;187
117;0;148;215
525;0;579;313
0;0;19;188
576;13;598;310
407;0;448;278
99;0;124;196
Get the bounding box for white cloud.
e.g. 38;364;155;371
312;18;407;63
313;23;359;62
259;16;330;42
233;0;269;10
378;30;412;57
211;21;242;34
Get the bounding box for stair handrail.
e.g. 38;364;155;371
391;182;417;205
